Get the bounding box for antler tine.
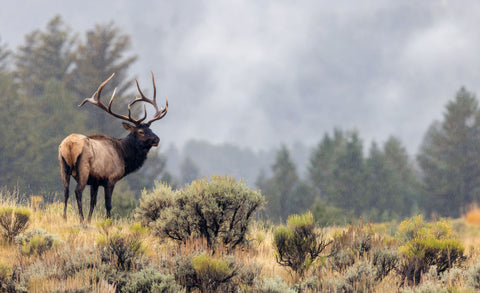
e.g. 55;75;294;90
132;72;168;126
78;73;115;108
79;73;145;125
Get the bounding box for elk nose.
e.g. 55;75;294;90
152;137;160;146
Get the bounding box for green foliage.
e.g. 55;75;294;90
273;212;330;279
97;229;144;271
418;87;480;217
191;253;236;292
175;253;238;292
329;221;380;272
14;228;60;256
180;155;201;186
69;21;137;136
336;260;376;293
15;15;75;97
0;207;31;242
328;220;398;284
121;268;180;293
260;146;315;221
134;182;176;227
311;199;350;227
254;277;296;293
0;262;13;292
308;129;420;222
151;176;266;250
467;262;480;290
397;216;465;285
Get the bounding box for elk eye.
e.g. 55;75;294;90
138;130;144;135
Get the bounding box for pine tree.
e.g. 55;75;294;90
326;131;367;215
418;87;480;217
69;22;137;136
15;15;75;97
365;137;419;220
260;146;314;222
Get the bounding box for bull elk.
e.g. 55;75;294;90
58;73;168;223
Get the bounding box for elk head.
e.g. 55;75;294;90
79;72;168;151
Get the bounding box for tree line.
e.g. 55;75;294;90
0;16;479;222
258;87;480;223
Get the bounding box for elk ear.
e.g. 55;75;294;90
122;122;135;133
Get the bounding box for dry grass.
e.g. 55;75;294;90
2;190;480;292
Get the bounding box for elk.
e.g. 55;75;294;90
58;73;168;223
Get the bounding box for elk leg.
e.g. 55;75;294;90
87;184;99;223
63;177;70;220
105;184;115;219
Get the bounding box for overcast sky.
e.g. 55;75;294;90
2;0;480;154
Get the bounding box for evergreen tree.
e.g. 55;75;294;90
365;137;419;221
418;87;480;217
26;79;87;193
326;131;367;215
0;72;31;189
0;38;10;71
260;146;314;222
15;15;75;97
180;155;200;185
308;129;345;200
69;22;137;136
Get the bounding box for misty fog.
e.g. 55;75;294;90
3;1;480;157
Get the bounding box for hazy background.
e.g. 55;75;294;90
2;0;480;154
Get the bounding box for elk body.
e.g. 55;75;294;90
58;73;168;222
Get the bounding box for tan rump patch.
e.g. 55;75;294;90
59;134;87;168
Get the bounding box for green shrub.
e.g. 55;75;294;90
134;182;176;227
121;268;180;293
150;176;266;250
97;231;145;271
174;253;237;292
467;263;480;290
0;262;14;292
191;253;236;292
0;207;31;243
372;247;399;281
273;212;330;279
329;220;381;273
254;277;296;293
336;260;377;293
14;228;60;256
175;255;199;292
397;216;465;285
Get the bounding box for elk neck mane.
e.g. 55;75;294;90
87;133;149;176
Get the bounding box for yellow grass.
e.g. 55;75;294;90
2;191;480;292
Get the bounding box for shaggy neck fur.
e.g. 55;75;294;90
120;133;152;175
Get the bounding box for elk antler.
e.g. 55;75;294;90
79;73;168;126
132;72;168;126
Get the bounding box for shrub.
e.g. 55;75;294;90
329;220;381;273
151;176;266;250
97;231;145;271
273;212;330;279
467;262;480;290
121;268;180;293
0;207;31;243
14;228;60;256
134;182;176;227
254;277;296;293
372;247;399;281
175;253;237;292
0;262;14;292
397;215;465;285
192;253;236;292
336;260;377;293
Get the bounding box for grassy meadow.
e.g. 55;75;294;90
2;186;480;292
